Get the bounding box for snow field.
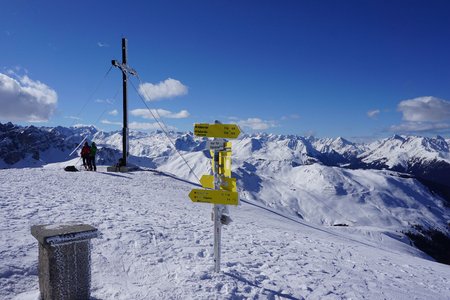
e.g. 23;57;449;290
1;168;450;299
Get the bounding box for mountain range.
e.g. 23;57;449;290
1;122;449;263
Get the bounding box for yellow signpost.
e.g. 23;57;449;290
200;175;237;192
194;123;241;139
189;189;239;205
190;121;241;272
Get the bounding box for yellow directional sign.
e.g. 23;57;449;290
200;175;237;192
211;148;232;177
219;150;232;177
189;189;239;205
199;175;214;189
194;123;241;139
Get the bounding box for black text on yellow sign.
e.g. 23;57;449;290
189;189;239;205
194;123;241;139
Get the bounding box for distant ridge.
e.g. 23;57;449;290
1;122;449;263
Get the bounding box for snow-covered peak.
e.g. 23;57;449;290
361;135;450;169
312;136;365;156
48;126;76;137
232;134;319;167
70;124;98;137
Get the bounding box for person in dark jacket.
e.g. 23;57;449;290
81;142;91;170
89;142;97;171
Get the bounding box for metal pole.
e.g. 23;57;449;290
213;147;221;272
121;38;128;166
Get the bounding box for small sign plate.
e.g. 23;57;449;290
200;175;237;192
194;123;241;139
189;189;239;205
208;139;226;151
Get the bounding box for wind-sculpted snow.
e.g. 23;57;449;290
1;168;450;299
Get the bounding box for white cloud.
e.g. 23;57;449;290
65;116;82;120
95;98;113;104
138;78;188;101
101;119;176;131
130;108;190;119
97;42;109;48
5;66;28;75
398;96;450;122
0;73;57;122
281;114;300;121
100;119;122;126
390;96;450;133
73;123;97;129
390;122;450;133
367;109;380;119
108;109;118;116
237;118;278;130
129;122;170;131
302;130;316;137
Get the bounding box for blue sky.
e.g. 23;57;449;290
1;0;450;140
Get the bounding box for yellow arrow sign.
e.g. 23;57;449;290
200;175;237;192
189;189;239;205
194;123;241;139
199;175;214;189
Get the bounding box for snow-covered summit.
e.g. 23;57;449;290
310;136;364;156
0;123;75;167
361;134;450;169
44;124;98;139
233;133;319;166
2;168;450;299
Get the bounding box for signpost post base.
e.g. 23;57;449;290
213;205;222;272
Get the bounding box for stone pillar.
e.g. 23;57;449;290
31;224;99;300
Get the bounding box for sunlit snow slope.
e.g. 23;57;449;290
1;168;450;299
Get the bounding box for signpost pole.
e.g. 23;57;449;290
191;120;241;272
213;139;222;272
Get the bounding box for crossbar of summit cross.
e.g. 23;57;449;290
111;38;138;167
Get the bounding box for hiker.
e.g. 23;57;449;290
89;142;97;171
81;142;91;170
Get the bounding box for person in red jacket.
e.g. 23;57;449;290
81;142;91;171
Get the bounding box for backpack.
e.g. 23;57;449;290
64;165;79;172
